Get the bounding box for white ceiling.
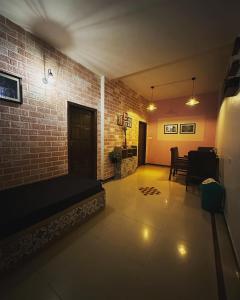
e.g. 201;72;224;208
0;0;239;100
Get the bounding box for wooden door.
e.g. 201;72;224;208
138;121;147;166
68;102;97;179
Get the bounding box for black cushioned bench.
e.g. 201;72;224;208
0;175;105;272
0;175;103;239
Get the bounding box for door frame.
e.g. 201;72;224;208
138;121;147;166
67;101;97;179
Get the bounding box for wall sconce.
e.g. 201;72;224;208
42;69;54;84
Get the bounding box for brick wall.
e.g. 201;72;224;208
104;79;148;179
0;15;149;189
0;16;101;189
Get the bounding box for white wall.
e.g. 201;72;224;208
216;93;240;264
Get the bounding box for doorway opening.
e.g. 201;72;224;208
68;102;97;179
138;121;147;166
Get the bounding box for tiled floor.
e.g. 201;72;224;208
0;166;239;299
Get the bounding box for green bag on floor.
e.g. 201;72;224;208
200;179;225;213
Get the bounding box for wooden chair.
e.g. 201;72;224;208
169;147;188;180
186;151;218;190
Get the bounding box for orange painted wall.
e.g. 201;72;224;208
147;92;219;165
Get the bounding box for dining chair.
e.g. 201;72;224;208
186;151;218;190
169;147;188;180
198;147;216;153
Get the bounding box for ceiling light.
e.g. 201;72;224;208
186;97;200;106
142;227;150;241
147;86;157;111
186;77;200;106
177;243;188;257
147;103;157;111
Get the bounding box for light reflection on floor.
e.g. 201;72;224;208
0;165;239;300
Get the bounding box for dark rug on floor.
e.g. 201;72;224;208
139;187;161;196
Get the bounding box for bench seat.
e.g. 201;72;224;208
0;175;105;272
0;175;103;239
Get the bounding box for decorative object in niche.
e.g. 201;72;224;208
123;112;128;122
164;124;178;134
0;71;22;104
109;147;122;179
109;147;137;179
117;114;123;126
116;112;132;148
117;112;132;128
122;112;129;148
180;123;196;134
123;123;127;148
127;117;132;128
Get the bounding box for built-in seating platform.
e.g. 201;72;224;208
0;175;105;272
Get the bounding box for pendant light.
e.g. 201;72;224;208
186;77;200;106
147;86;157;111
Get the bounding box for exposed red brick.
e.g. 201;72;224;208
0;15;5;24
0;15;149;190
6;18;25;34
0;120;10;127
0;30;6;39
7;34;25;49
4;166;22;174
0;61;7;70
0;23;17;38
1;113;20;121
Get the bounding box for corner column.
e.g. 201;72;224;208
100;76;105;180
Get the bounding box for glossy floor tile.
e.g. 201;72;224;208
215;214;240;300
0;166;239;299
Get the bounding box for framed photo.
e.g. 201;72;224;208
180;123;196;134
126;117;132;128
117;114;123;126
164;124;178;134
123;112;128;120
0;71;22;104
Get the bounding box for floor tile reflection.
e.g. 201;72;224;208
0;166;238;300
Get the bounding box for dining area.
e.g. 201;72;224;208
168;146;219;190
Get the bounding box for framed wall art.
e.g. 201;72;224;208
117;114;123;126
126;117;132;128
180;123;196;134
0;71;22;104
164;124;178;134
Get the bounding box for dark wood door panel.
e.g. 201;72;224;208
68;102;97;179
138;121;147;166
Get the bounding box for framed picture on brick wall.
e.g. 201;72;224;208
117;114;123;126
0;71;23;104
127;117;132;128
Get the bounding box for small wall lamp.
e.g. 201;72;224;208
42;69;53;84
